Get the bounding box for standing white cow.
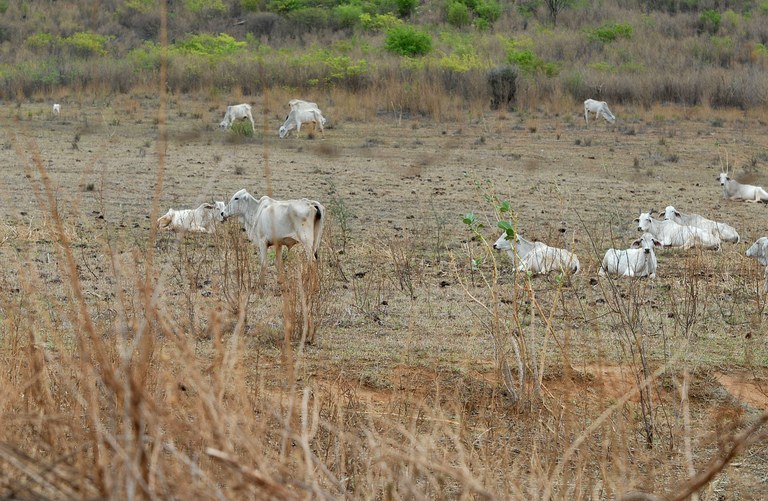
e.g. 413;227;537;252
599;233;661;279
221;189;325;267
718;172;768;202
745;237;768;292
52;103;61;115
663;206;740;243
279;106;326;139
584;98;616;124
636;210;721;250
493;231;580;275
220;103;255;131
157;201;226;234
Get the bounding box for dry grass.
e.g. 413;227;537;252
1;88;768;499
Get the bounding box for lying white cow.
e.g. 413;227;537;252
493;231;580;275
746;237;768;292
663;205;740;243
157;201;226;234
584;98;615;124
636;210;721;250
220;103;255;130
718;172;768;202
599;233;661;279
221;189;325;267
279;105;326;139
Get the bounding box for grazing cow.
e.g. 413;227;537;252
219;103;255;131
279;106;326;139
221;189;325;268
663;205;740;243
493;231;580;275
584;99;616;124
157;201;226;234
745;237;768;292
718;172;768;202
599;233;661;279
52;103;61;115
636;210;721;250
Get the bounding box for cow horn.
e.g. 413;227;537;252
648;208;655;215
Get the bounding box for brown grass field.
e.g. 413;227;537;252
1;93;767;499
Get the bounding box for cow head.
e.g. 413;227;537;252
663;206;680;221
222;189;250;220
493;231;518;252
635;212;653;232
718;172;730;185
746;237;768;266
631;233;661;254
278;125;289;138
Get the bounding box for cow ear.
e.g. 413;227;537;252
634;218;640;223
630;239;641;249
654;239;662;247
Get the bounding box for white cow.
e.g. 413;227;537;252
663;205;740;243
220;103;255;130
157;201;226;234
288;99;319;112
599;233;661;279
745;237;768;292
279;106;326;139
221;189;325;267
584;98;615;124
718;172;768;202
493;232;580;275
635;210;721;250
52;103;61;115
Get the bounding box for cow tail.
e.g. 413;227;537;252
313;203;325;260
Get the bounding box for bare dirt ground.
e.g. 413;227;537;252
2;96;768;495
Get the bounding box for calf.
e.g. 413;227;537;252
493;231;580;275
157;201;226;234
279;106;326;139
220;103;255;131
599;233;661;278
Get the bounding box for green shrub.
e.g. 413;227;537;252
395;0;418;17
447;1;470;27
474;0;502;23
384;24;432;56
128;42;162;72
174;33;246;57
698;9;721;34
360;12;402;31
229;119;254;137
506;48;558;76
586;23;633;43
287;8;332;30
334;4;364;28
267;0;305;13
184;0;226;14
241;0;261;12
61;32;111;57
26;33;55;50
125;0;156;13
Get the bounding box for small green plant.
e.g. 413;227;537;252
698;9;721;35
384;24;432;57
229;120;254;137
447;1;470;28
586;23;633;43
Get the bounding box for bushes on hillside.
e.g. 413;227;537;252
385;25;432;56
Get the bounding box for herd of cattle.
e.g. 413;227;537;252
156;98;768;294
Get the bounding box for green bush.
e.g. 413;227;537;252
26;33;55;50
267;0;305;13
61;32;111;57
474;0;502;23
334;4;364;28
586;23;633;43
174;33;247;57
698;9;721;34
384;24;432;56
287;7;332;30
241;0;261;12
185;0;226;14
447;1;470;27
395;0;418;17
360;12;402;31
506;48;558;76
229;119;254;137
